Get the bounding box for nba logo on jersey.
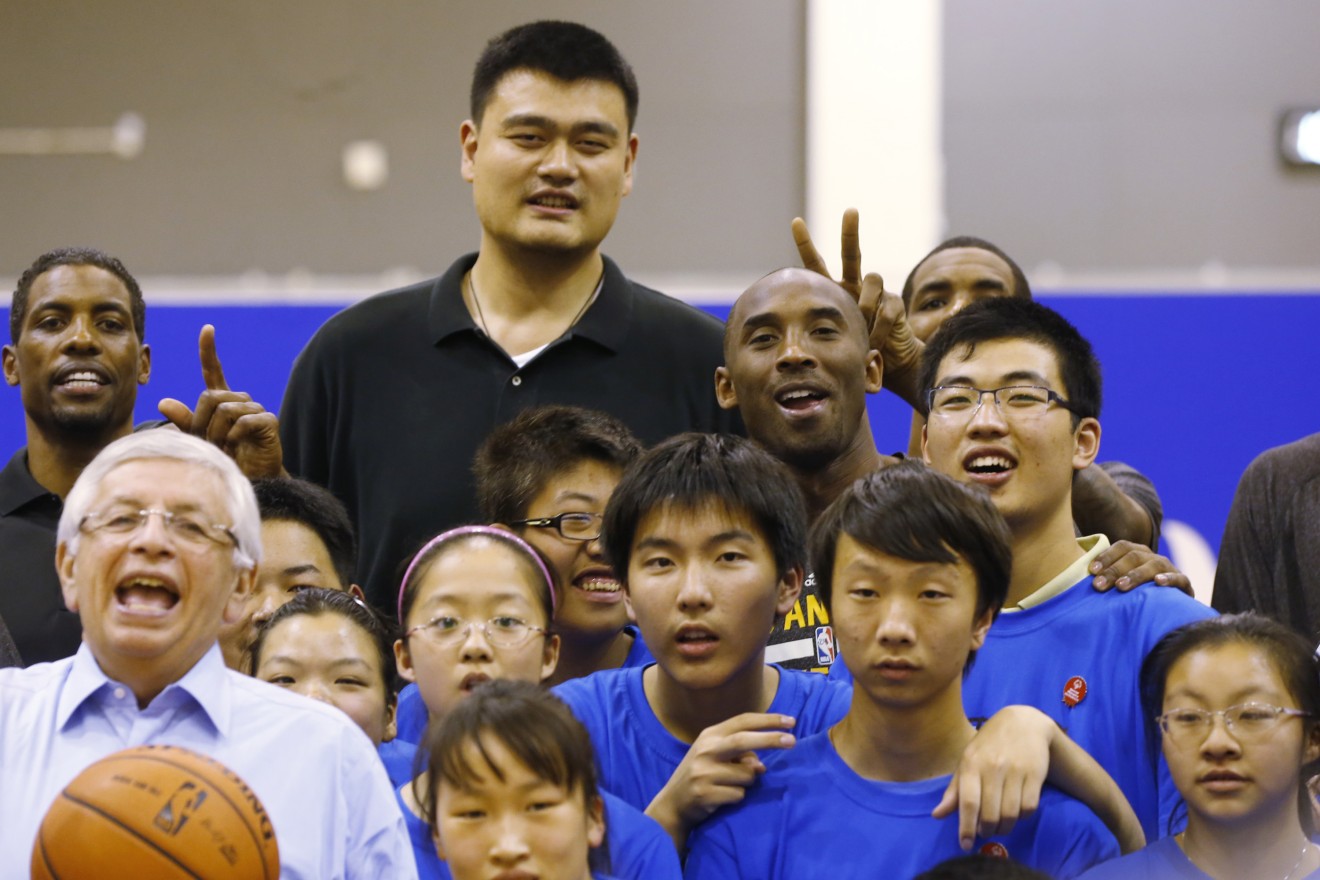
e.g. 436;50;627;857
814;626;836;665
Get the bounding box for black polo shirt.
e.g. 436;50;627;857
0;614;17;667
0;448;81;664
281;253;742;610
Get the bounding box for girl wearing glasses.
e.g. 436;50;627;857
1080;613;1320;879
392;525;679;880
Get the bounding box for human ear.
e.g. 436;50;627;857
221;565;256;625
57;542;80;613
394;638;417;684
863;349;883;394
1304;722;1320;765
969;604;995;651
459;120;479;183
382;697;398;744
775;566;805;617
539;633;561;683
1072;417;1101;471
619;133;638;197
2;345;18;387
714;366;739;411
586;793;606;848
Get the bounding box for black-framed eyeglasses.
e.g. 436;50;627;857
925;385;1075;421
404;615;547;649
509;512;603;542
79;507;237;549
1155;702;1312;747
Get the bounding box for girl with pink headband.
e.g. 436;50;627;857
387;526;679;880
391;526;562;878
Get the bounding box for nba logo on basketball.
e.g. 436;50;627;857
814;626;836;665
154;781;208;835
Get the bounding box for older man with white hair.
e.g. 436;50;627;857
0;430;415;880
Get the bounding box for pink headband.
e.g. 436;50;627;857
396;525;558;624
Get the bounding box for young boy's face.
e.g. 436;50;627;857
519;460;629;640
921;338;1099;534
626;500;800;691
832;534;992;709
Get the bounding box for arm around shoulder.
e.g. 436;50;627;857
1074;462;1162;550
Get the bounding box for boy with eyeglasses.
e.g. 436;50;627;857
917;297;1215;839
475;405;651;685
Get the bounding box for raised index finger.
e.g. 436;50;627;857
199;324;230;392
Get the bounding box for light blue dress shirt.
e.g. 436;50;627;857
0;643;417;880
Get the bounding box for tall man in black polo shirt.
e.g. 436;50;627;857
280;21;738;608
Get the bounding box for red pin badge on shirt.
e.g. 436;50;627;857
979;842;1010;859
1063;675;1088;707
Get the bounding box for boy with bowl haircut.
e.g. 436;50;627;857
554;433;851;848
684;463;1127;879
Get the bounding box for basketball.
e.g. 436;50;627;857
30;744;279;880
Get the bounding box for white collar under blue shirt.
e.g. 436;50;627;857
0;643;417;880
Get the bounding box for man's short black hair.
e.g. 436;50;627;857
809;461;1011;631
474;405;643;524
901;236;1033;311
917;297;1102;424
252;477;358;590
11;246;146;343
470;20;640;131
602;433;807;583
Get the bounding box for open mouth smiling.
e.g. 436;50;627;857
53;364;111;394
773;384;829;415
962;449;1017;484
115;575;180;616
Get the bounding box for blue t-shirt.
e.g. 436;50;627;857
960;574;1214;840
394;748;680;880
684;731;1118;880
395;683;429;746
398;785;448;880
393;627;655;746
553;664;852;811
380;736;421;788
622;625;656;668
829;575;1215;839
1077;834;1320;879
